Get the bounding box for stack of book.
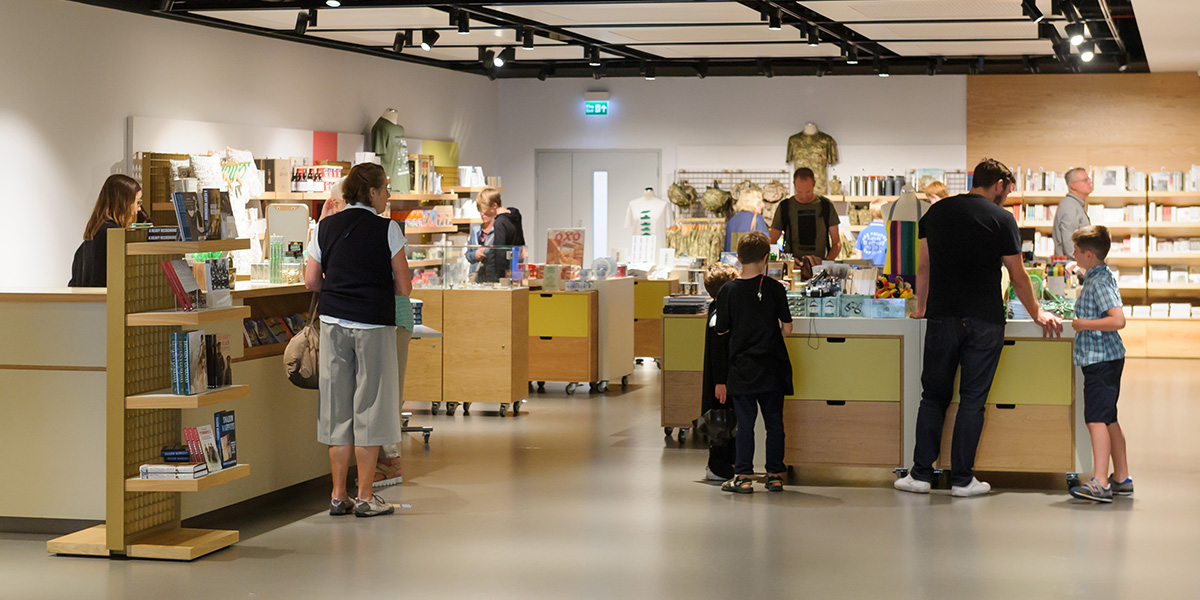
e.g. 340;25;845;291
663;295;710;315
139;462;208;480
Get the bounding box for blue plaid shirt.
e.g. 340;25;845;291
1073;264;1125;367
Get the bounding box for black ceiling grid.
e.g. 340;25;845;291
68;0;1148;78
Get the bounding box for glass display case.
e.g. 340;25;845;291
406;244;528;289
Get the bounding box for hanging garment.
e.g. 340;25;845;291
667;223;725;265
785;131;839;195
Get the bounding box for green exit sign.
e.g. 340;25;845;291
585;100;609;115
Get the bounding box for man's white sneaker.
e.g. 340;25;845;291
894;474;931;494
951;478;992;497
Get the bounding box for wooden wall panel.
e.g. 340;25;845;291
967;74;1200;173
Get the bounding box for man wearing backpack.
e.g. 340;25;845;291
769;167;842;266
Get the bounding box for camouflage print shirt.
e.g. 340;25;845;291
786;131;839;195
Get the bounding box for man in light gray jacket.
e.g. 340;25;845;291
1052;167;1093;257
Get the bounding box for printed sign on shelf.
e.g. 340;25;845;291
547;228;586;266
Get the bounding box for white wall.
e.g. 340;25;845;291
0;0;500;287
497;76;969;249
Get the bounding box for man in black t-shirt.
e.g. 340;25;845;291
895;159;1062;498
769;167;842;264
714;232;794;494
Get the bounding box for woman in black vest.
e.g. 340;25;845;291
304;163;412;518
69;174;142;287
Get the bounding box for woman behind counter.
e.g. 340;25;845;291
69;174;142;287
724;189;770;253
304;163;412;518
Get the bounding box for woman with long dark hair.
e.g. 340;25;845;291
305;162;411;518
69;174;142;287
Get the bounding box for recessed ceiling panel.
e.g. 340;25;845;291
1133;0;1200;72
800;0;1029;21
492;2;761;26
577;25;802;45
642;44;843;59
850;21;1036;41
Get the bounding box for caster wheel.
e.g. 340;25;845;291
402;418;410;427
512;401;521;416
621;375;629;390
463;402;472;416
422;432;431;444
537;382;546;393
499;403;509;417
588;382;598;393
655;359;662;369
1066;473;1081;490
894;467;909;479
446;402;458;416
636;358;644;365
566;383;578;395
664;427;674;436
597;381;609;393
677;429;688;443
528;382;534;393
430;402;440;415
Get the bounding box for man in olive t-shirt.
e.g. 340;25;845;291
769;167;841;262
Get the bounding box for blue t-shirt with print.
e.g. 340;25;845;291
855;220;888;266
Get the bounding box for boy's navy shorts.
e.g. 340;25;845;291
1081;358;1124;425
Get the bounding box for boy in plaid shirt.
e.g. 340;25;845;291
1068;225;1133;503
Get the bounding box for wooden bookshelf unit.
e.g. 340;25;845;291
46;231;251;561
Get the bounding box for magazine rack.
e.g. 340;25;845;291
46;229;252;561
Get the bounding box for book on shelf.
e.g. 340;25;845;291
160;261;194;311
243;319;260;347
197;424;223;473
161;444;192;463
147;226;181;242
139;470;209;480
183;427;202;463
219;190;238;239
263;316;293;343
165;258;205;310
171;191;207;241
246;318;274;345
214;410;237;469
170;330;208;395
202;259;232;309
202;188;223;241
140;462;208;477
205;333;233;388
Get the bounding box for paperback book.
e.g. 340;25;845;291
204;259;232;309
197;424;223;473
202;188;223;241
171;191;207;241
139;462;208;478
206;333;233;388
171;330;208;395
183;427;202;463
214;410;237;469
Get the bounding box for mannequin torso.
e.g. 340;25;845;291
372;109;409;193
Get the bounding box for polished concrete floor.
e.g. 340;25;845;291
4;359;1200;599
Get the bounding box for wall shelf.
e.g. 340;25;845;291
126;306;250;327
126;238;251;255
125;385;250;410
405;226;457;234
390;193;457;201
445;186;503;194
125;464;250;493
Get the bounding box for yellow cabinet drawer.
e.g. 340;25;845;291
528;293;591;338
662;315;707;371
634;280;675;320
785;336;901;402
953;339;1073;406
783;400;901;466
939;404;1073;472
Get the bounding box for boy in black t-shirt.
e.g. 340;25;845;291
714;232;794;494
700;262;739;481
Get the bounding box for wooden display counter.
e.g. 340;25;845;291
442;288;529;416
1122;318;1200;359
529;290;599;394
633;278;681;362
660;314;707;438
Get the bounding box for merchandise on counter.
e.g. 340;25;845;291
663;295;709;314
214;410;237;469
546;228;586;266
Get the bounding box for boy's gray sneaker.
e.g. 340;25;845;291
1108;476;1134;497
354;494;394;517
330;497;355;516
1070;478;1113;503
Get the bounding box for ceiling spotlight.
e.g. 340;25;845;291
758;59;774;78
420;29;439;51
807;25;819;47
1051;0;1064;16
875;57;889;77
1023;56;1040;73
593;64;605;80
644;64;656;81
294;11;309;35
1079;40;1095;62
493;47;514;67
325;0;340;7
1021;0;1044;23
483;49;495;66
694;59;709;79
977;56;985;73
1117;55;1129;72
537;68;548;82
522;28;534;50
816;61;827;78
1066;23;1085;46
768;10;781;31
588;47;601;67
393;31;407;53
846;44;859;65
457;12;470;34
926;59;936;76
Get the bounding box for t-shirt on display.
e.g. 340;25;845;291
624;197;672;244
371;118;411;194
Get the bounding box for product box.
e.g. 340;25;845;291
866;298;907;319
254;158;291;194
838;294;869;318
821;296;838;318
806;297;820;318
